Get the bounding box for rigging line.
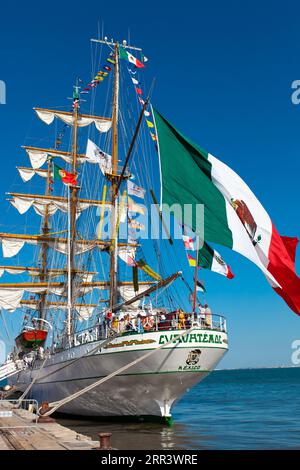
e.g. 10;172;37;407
17;354;49;402
43;326;196;416
116;99;150;195
0;310;13;344
31;331;118;384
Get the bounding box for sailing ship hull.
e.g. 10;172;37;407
10;328;228;419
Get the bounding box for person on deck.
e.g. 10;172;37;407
204;304;212;328
171;315;178;329
111;316;119;333
178;309;186;329
106;310;113;329
198;303;206;326
118;315;125;333
136;314;144;334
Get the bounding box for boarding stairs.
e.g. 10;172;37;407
0;360;25;382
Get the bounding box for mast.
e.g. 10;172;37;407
109;43;119;309
67;83;80;335
90;40;144;310
38;154;52;322
192;235;200;315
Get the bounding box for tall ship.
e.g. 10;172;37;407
0;37;229;423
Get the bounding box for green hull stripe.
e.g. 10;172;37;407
31;345;228;371
23;369;212;386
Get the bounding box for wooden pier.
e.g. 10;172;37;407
0;401;99;450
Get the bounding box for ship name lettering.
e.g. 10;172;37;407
158;333;223;345
178;365;201;371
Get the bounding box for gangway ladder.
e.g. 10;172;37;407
0;360;25;382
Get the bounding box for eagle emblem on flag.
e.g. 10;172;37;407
230;198;259;243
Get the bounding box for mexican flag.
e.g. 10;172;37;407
152;107;300;315
53;163;78;187
119;47;145;68
199;242;234;279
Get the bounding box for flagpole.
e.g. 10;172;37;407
192;235;200;317
109;43;120;309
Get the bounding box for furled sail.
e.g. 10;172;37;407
25;147;88;169
20;300;97;321
118;284;152;308
0;266;96;279
17;167;50;182
0;234;113;258
0;266;41;277
8;193;111;222
9;195;105;218
1;238;37;258
34;108;112;133
0;286;66;312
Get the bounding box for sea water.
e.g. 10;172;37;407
57;367;300;450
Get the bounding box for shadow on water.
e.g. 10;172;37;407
55;416;204;450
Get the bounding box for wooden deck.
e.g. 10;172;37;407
0;402;99;450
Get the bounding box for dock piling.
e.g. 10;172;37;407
97;432;112;450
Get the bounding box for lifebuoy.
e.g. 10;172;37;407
142;316;154;331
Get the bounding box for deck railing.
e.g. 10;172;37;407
51;312;227;352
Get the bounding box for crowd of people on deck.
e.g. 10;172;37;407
102;303;214;335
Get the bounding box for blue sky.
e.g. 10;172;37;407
0;0;300;368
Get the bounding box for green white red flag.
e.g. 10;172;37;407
153;107;300;315
119;47;145;68
198;242;234;279
182;226;234;279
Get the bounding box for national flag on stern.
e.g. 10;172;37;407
53;163;78;187
198;242;234;279
152;107;300;316
119;47;145;68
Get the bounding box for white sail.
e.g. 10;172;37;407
26;148;87;169
0;286;66;312
17;167;50;182
118;285;151;308
35;109;112;133
0;267;41;277
0;288;25;312
47;241;96;256
10;196;99;218
76;306;95;321
0;235;106;258
1;238;38;258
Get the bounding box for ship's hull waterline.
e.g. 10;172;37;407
10;328;228;419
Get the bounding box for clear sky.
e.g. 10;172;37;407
0;0;300;368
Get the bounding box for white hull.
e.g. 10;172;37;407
10;328;228;418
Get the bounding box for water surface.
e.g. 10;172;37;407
57;367;300;450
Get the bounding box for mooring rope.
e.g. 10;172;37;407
19;329;118;401
41;326;195;417
17;355;49;404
